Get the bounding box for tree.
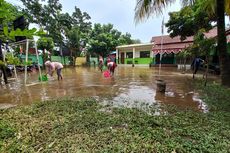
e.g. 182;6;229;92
0;0;36;83
165;3;213;40
216;0;230;86
37;37;54;66
0;0;45;84
193;30;216;85
72;7;92;35
20;0;66;46
118;33;139;45
135;0;230;87
20;0;92;62
87;23;136;58
66;26;80;65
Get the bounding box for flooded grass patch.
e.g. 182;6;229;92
0;94;229;152
195;80;230;112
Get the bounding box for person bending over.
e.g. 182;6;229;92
45;60;63;80
107;61;117;76
191;57;204;79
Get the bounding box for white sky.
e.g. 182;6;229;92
60;0;182;43
6;0;230;43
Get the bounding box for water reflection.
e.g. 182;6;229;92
0;67;212;112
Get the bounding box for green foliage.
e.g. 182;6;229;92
0;0;21;41
66;26;80;57
0;0;44;42
87;23;135;57
0;60;5;66
5;53;20;65
20;0;92;52
38;74;48;81
71;7;92;34
193;29;216;56
0;120;15;139
23;60;32;66
195;80;230;112
177;49;192;59
166;2;213;40
37;37;54;51
0;97;229;152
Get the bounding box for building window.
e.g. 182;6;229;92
126;52;133;58
140;51;150;58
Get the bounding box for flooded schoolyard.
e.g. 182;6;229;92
0;66;214;112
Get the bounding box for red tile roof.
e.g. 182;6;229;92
152;42;193;53
151;28;219;54
151;35;193;45
151;28;218;45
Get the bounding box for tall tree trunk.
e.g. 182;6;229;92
217;0;230;87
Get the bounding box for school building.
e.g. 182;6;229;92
116;28;230;67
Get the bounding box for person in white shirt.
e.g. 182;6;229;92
45;60;63;80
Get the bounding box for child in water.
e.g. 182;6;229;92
45;60;63;80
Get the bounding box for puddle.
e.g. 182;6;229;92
0;67;214;113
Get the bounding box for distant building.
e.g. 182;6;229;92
116;43;154;66
116;28;229;66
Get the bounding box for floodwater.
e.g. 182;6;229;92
0;66;212;112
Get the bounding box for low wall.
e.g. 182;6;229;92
51;56;70;65
75;57;87;66
124;58;154;64
89;57;98;66
20;55;43;65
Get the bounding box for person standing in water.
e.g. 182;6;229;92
98;55;104;72
191;57;204;79
45;60;63;80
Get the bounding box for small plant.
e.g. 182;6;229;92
5;53;21;65
0;60;5;66
23;60;32;66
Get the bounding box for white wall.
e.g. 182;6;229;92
135;51;140;58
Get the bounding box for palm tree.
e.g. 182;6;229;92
135;0;230;87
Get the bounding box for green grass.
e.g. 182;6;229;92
0;82;230;152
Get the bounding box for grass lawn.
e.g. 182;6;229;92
0;81;230;152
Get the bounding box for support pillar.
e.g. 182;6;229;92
132;47;135;67
116;48;118;64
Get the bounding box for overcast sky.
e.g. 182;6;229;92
60;0;181;43
6;0;230;43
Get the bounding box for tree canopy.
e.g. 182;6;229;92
20;0;91;47
37;37;54;51
87;23;136;57
165;2;214;40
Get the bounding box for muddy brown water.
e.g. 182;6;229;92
0;66;211;112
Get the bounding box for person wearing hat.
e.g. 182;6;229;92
45;60;63;80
